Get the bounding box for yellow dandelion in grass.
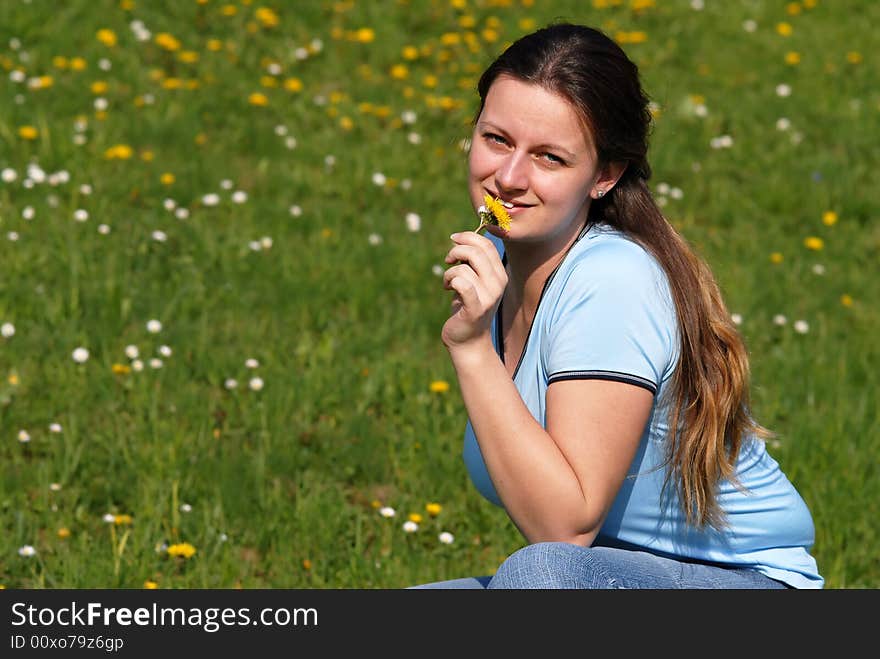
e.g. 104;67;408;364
840;294;853;307
104;144;133;159
96;29;118;47
615;31;648;45
160;172;175;185
283;77;303;92
786;1;802;15
339;116;354;131
426;502;442;516
822;210;838;226
207;38;224;52
57;527;71;539
475;194;512;232
248;92;269;106
430;380;450;393
221;4;238;16
114;514;133;525
179;50;199;64
53;55;69;69
155;33;181;51
112;363;131;375
803;236;824;251
90;80;108;94
846;52;863;64
18;126;38;140
785;51;801;65
255;7;280;27
408;513;423;524
302;559;312;570
390;64;409;80
776;22;793;37
167;542;196;559
770;252;784;264
402;45;419;60
70;57;87;71
144;580;159;589
370;499;382;509
355;27;375;43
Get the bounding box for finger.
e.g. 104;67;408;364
446;272;483;312
442;263;479;292
449;231;507;281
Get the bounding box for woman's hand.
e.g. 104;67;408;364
441;231;508;350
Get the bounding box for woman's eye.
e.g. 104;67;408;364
485;133;507;145
542;152;565;165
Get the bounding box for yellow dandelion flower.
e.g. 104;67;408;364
339;116;354;131
482;28;499;43
803;0;816;7
476;194;512;232
355;27;375;43
390;64;409;80
221;4;238;16
248;92;269;106
770;252;784;264
402;45;419;60
840;294;853;307
822;210;838;226
519;18;536;31
426;502;442;516
785;51;801;65
459;15;477;29
162;77;183;90
144;580;159;589
207;38;224;51
112;363;132;375
91;80;108;94
430;380;450;393
8;373;19;386
786;2;802;15
370;499;382;509
114;514;133;525
803;236;824;251
155;33;181;51
179;50;199;63
57;527;71;539
255;7;280;27
408;513;423;523
776;22;793;37
140;149;155;161
160;172;175;185
104;144;133;160
167;542;196;559
52;55;69;69
615;31;648;44
846;52;862;64
70;57;87;71
18;125;38;140
422;74;438;88
302;559;312;570
260;75;278;88
97;29;118;47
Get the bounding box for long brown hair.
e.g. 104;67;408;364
476;23;771;530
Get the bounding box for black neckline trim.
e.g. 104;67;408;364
495;223;593;380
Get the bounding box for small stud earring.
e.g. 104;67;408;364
596;189;605;198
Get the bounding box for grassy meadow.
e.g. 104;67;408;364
0;0;877;589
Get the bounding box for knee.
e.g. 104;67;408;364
488;542;609;589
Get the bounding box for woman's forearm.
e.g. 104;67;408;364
448;338;599;545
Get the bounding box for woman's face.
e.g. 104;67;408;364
468;75;603;245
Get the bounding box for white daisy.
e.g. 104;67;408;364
1;322;14;338
379;506;396;518
248;376;264;391
371;172;386;186
49;423;62;433
158;345;172;357
438;531;455;545
245;358;259;369
231;190;248;204
224;378;238;390
72;347;89;363
73;209;89;222
405;212;421;232
17;429;31;443
773;314;788;326
149;358;163;369
403;521;419;533
18;545;36;557
146;319;162;333
97;224;111;235
793;320;809;334
289;205;303;217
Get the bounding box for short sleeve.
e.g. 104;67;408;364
542;239;677;395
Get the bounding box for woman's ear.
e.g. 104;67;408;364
591;161;628;199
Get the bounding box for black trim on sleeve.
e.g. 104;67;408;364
548;370;657;395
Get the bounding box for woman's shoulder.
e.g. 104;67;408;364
566;224;666;283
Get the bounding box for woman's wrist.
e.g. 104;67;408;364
445;334;498;371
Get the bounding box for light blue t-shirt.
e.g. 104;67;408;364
462;223;823;588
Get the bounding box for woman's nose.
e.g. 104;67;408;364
494;151;528;193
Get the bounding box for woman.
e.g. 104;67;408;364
424;23;822;588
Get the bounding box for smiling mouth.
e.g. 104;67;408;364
487;190;533;208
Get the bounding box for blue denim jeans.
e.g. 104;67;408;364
411;542;789;589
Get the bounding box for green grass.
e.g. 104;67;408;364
0;0;877;589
